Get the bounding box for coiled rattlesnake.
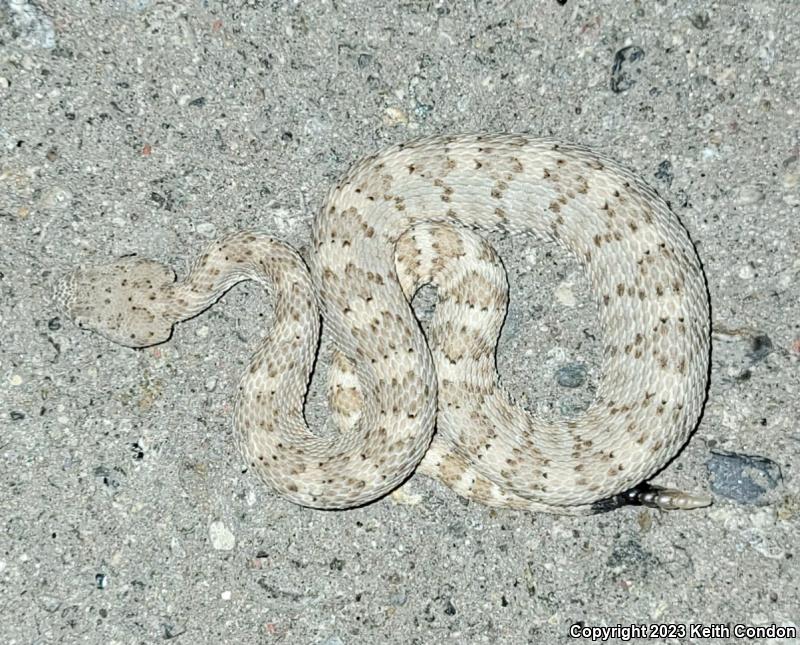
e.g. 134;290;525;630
57;134;711;514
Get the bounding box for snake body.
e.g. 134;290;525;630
57;134;711;514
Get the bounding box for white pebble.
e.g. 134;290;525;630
782;167;798;190
749;507;777;529
319;636;345;645
383;106;409;126
738;264;755;280
554;281;577;307
196;222;216;238
209;521;235;550
734;185;765;206
40;186;73;209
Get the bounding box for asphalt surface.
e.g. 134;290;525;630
1;1;798;643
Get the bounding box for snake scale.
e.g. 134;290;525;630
57;134;712;515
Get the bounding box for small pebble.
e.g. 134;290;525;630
6;0;57;49
389;591;408;606
556;363;588;388
40;186;73;209
129;442;144;460
413;103;434;119
654;160;673;186
610;46;645;93
690;11;711;29
707;450;783;504
738;264;755;280
747;334;773;363
38;594;61;612
734;185;765;206
9;374;24;386
209;521;236;550
94;465;126;489
319;636;346;645
195;223;216;239
782;163;798;190
701;147;718;161
383;106;409;126
554;281;576;307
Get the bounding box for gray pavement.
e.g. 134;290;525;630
1;1;798;643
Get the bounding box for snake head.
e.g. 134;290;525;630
55;257;177;348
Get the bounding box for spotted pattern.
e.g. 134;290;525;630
56;134;711;513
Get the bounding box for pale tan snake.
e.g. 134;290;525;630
56;134;712;514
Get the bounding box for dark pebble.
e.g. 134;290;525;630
48;317;62;331
556;363;588;388
747;334;773;363
162;623;186;640
654;160;673;186
10;411;25;421
129;442;144;460
707;450;783;504
94;465;127;489
690;11;711;29
95;573;108;589
610;46;645;93
329;558;345;571
188;97;206;107
414;103;434;119
606;537;654;569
